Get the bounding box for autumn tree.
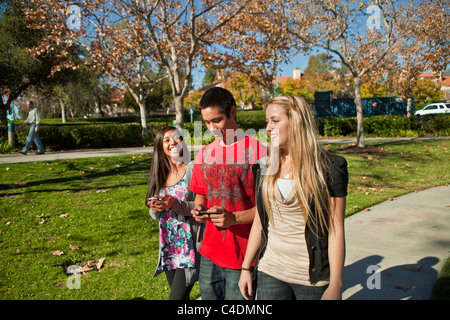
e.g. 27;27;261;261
23;0;170;138
411;0;450;74
277;0;424;147
225;72;268;109
388;0;449;117
134;0;253;129
0;1;81;124
204;0;300;100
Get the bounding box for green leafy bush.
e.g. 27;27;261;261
6;123;144;151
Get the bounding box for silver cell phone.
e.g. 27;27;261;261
148;197;161;201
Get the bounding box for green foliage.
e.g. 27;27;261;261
431;258;450;300
316;117;357;136
3;123;144;151
412;79;445;103
0;1;83;124
304;53;333;76
317;114;450;137
202;68;216;87
122;77;173;113
0;135;13;153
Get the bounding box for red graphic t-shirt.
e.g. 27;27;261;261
190;135;267;269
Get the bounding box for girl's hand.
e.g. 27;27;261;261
147;194;174;211
238;270;253;300
321;284;342;300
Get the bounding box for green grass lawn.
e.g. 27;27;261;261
0;139;449;300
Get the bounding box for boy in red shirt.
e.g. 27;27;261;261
190;87;266;300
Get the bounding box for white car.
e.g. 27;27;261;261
415;103;450;116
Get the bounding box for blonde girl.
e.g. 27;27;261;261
238;95;348;300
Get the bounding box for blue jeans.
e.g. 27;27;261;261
199;255;251;300
23;124;44;153
256;271;328;300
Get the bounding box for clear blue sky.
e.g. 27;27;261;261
278;53;311;77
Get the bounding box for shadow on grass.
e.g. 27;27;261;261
0;158;150;194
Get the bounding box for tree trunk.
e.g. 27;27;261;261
139;100;149;140
174;95;184;130
0;103;8;125
407;97;412;118
60;99;67;123
354;76;365;148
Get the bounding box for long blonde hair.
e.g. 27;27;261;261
261;95;331;234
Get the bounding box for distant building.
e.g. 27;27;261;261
418;71;450;100
273;68;304;86
95;86;136;117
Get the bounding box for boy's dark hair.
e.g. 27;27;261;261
198;87;236;118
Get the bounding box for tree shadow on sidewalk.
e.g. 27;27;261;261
343;255;439;300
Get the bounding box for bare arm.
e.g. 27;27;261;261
322;196;346;300
238;208;263;300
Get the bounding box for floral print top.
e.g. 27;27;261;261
157;174;196;271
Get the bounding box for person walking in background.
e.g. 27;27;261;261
238;95;348;300
18;100;45;155
146;126;203;300
189;87;267;300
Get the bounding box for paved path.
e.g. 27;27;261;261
342;185;450;300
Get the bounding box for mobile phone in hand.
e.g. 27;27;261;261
148;197;161;201
198;211;209;215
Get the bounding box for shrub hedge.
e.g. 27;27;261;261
1;123;144;152
1;113;448;152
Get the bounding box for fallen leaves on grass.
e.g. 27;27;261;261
69;244;79;250
66;258;106;275
51;250;64;256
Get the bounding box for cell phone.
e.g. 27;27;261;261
148;197;161;201
198;211;209;215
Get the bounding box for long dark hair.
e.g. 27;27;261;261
145;126;177;206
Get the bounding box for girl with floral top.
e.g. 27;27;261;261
146;126;203;300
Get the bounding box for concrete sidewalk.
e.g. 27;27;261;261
342;184;450;300
0;146;154;164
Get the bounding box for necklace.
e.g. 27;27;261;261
283;166;292;179
281;154;292;179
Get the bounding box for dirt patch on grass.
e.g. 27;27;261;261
339;144;388;156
